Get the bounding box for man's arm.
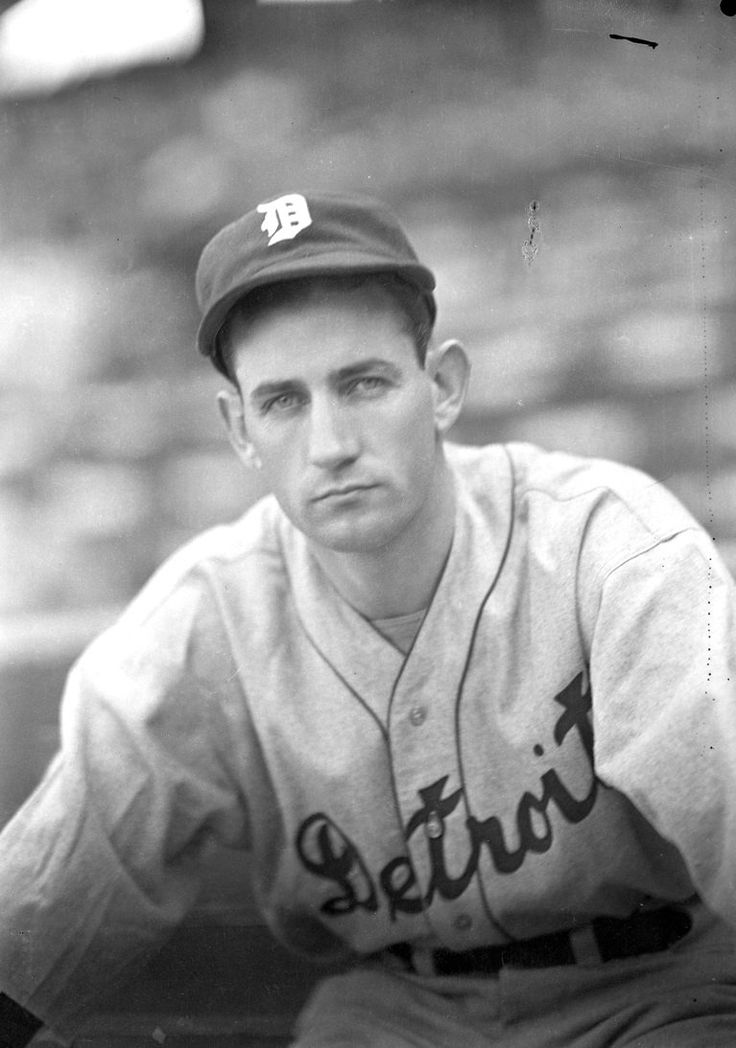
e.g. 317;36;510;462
584;526;736;926
0;582;250;1042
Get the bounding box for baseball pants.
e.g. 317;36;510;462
291;904;736;1047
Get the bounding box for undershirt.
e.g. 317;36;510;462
371;608;427;655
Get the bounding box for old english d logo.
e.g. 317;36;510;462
257;193;312;246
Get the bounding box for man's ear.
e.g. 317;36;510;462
427;339;470;436
217;389;262;471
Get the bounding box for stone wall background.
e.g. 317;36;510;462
1;0;734;639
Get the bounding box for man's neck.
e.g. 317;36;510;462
310;459;457;620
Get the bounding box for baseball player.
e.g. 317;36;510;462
1;192;736;1048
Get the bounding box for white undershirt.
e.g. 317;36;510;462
371;607;427;655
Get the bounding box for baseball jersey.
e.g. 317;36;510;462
1;441;734;1039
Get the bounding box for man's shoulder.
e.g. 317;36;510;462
512;442;696;535
505;441;657;503
447;440;698;542
75;494;289;690
110;495;286;634
166;493;283;573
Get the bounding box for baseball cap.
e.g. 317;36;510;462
195;191;436;371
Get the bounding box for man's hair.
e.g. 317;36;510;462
214;272;434;386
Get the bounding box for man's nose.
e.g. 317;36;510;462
307;396;359;468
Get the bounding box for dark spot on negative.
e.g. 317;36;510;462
609;34;659;49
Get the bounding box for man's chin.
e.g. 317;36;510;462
301;512;403;556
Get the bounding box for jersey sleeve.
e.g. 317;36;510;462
0;575;250;1041
583;522;736;927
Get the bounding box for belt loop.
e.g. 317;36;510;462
410;945;438;977
569;924;602;966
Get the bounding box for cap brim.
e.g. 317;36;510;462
196;253;436;363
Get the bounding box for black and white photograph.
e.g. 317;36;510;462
1;1;735;1045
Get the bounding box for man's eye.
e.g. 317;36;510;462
347;376;386;395
261;393;302;414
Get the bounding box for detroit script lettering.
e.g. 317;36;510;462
296;671;596;921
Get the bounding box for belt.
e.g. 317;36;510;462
387;906;693;976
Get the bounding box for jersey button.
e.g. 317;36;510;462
409;705;427;726
454;914;472;932
425;812;443;839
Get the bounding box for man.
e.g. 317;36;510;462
1;191;735;1047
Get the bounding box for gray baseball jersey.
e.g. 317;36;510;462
1;442;734;1039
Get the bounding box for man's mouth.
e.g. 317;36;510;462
313;484;376;502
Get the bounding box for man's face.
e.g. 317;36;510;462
225;286;445;554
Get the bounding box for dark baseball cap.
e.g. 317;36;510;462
195;191;436;371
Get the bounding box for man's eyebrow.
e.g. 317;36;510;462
249;360;403;402
250;379;304;402
331;359;403;382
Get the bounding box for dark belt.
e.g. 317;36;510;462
387;906;693;976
